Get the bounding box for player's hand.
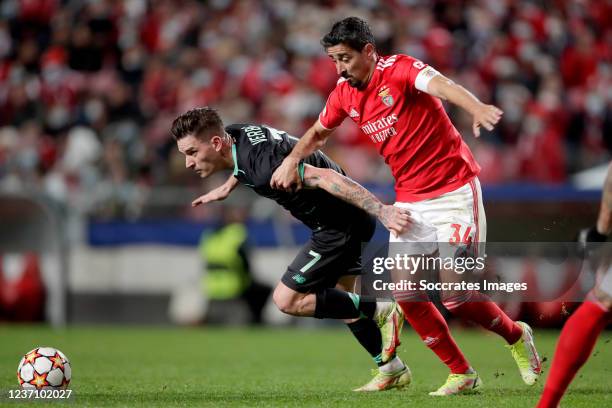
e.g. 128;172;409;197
472;104;503;137
379;205;413;238
192;184;232;207
270;156;302;192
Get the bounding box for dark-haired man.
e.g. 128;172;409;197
171;107;411;391
270;17;541;395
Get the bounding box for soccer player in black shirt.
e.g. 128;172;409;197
171;107;411;391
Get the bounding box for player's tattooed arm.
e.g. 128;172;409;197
302;164;412;237
425;74;503;138
191;175;239;207
270;121;333;192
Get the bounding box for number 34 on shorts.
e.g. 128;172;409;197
449;223;473;245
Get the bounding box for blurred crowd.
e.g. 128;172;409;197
0;0;610;219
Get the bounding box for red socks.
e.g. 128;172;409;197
537;301;611;408
395;290;471;374
443;290;523;344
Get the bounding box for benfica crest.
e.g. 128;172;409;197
378;85;394;107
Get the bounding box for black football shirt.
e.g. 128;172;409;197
226;123;375;239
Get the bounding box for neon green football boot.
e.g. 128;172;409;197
353;366;412;392
374;302;404;363
506;321;542;385
428;372;482;396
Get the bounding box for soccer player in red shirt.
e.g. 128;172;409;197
270;17;542;395
537;163;612;408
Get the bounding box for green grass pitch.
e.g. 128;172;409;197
1;325;610;407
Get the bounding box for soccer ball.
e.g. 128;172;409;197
17;347;71;389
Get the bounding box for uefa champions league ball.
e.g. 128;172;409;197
17;347;71;389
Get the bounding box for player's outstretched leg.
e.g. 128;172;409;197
394;290;482;396
273;282;411;391
308;285;403;363
347;312;411;392
316;293;411;391
537;299;612;408
350;301;410;392
442;290;542;385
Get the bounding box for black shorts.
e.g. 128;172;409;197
281;228;370;293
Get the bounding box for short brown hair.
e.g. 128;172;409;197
170;107;225;141
321;17;375;52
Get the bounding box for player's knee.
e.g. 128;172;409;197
272;286;300;315
273;295;296;315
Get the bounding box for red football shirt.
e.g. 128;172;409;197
319;54;480;202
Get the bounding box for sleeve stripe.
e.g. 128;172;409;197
414;66;440;93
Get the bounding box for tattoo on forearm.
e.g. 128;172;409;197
333;177;383;216
307;168;386;217
304;175;321;188
362;198;378;214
